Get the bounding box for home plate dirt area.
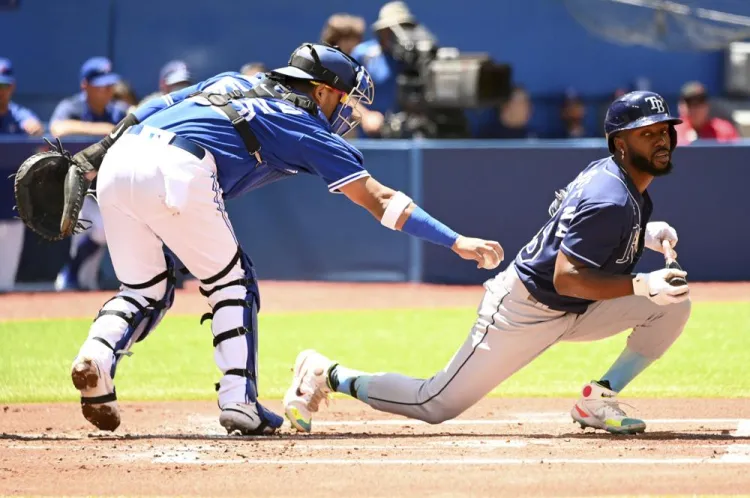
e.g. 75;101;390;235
2;281;749;496
1;399;750;496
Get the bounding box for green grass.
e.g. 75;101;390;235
0;302;748;403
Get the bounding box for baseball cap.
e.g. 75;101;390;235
80;56;120;87
372;1;416;31
680;81;708;102
0;57;14;85
160;60;192;87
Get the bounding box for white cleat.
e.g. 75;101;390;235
71;357;120;431
571;381;646;435
283;349;334;433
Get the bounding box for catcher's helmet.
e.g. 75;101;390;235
271;43;374;136
604;91;682;153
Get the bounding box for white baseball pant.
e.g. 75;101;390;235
75;128;260;407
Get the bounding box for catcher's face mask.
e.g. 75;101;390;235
271;43;375;137
311;67;374;137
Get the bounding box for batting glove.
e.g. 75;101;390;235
645;221;678;253
633;268;689;306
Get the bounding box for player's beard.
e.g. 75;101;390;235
627;144;673;177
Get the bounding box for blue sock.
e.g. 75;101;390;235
600;347;654;392
329;364;371;402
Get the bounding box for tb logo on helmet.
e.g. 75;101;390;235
645;96;666;114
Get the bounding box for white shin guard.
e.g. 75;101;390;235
77;253;177;379
199;248;261;408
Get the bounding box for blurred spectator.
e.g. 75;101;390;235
0;59;38;291
240;62;267;77
0;57;43;135
49;56;129;137
140;60;194;105
113;79;139;111
321;14;366;55
559;90;588;138
675;81;739;145
51;56;127;290
349;1;420;136
476;86;535;139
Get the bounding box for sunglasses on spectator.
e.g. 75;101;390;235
0;83;11;89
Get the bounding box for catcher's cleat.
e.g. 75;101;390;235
219;402;284;436
71;357;120;432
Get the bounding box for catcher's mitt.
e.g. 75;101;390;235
13;138;92;242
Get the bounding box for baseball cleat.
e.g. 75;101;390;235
283;349;334;433
570;381;646;435
219;401;284;436
71;357;120;431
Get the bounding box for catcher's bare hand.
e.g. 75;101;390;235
452;236;504;270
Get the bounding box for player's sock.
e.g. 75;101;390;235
599;347;654;392
328;364;371;402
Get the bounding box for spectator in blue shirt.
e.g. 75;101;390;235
51;57;128;291
0;57;43;135
349;1;419;136
49;56;129;137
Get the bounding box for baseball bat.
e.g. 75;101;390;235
662;239;687;286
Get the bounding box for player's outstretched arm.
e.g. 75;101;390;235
338;176;504;270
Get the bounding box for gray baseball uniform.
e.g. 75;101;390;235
355;158;691;423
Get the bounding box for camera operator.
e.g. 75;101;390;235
349;1;415;137
351;1;509;139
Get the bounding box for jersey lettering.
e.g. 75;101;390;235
199;76;303;124
555;206;576;238
616;225;641;264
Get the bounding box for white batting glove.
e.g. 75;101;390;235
645;221;678;253
633;269;689;306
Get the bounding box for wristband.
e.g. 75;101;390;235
401;206;459;248
381;191;412;229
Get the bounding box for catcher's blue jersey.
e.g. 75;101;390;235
514;158;653;314
133;72;368;200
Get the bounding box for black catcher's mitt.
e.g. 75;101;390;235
13;137;93;241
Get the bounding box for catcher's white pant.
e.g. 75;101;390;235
362;265;692;424
76;130;256;407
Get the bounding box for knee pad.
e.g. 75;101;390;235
198;247;262;404
92;252;177;378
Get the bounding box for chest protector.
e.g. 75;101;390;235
187;76;319;163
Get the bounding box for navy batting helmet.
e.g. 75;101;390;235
604;91;682;153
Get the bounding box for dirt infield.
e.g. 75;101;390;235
2;399;750;496
1;280;750;496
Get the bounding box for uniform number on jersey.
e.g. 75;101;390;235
201;77;305;123
518;222;554;264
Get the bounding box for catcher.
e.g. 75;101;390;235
13;43;503;435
